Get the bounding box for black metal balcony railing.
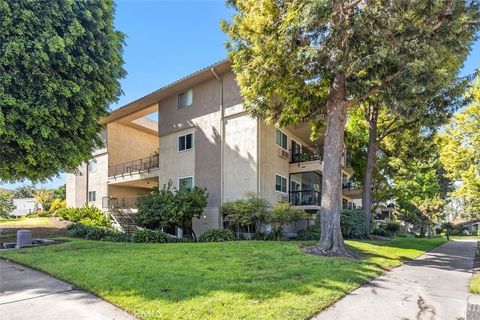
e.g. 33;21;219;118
108;155;159;177
102;196;146;209
289;190;321;206
342;180;362;190
290;145;324;164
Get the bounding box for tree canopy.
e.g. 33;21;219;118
439;77;480;220
0;0;125;182
223;0;479;255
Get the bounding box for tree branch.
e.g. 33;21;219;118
345;70;403;109
379;118;421;142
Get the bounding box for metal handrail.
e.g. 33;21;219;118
108;155;159;177
102;195;147;209
289;190;321;206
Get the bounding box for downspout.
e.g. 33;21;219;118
211;67;224;228
85;161;89;206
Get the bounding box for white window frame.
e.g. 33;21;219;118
275;174;288;194
177;132;194;152
88;191;96;202
177;88;193;109
178;176;194;190
88;159;97;173
275;128;288;151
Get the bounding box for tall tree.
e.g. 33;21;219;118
347;78;468;236
0;191;14;218
0;0;125;182
223;0;479;255
439;77;480;220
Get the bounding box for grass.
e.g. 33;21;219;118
0;237;446;320
0;217;52;228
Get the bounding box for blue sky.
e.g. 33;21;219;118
1;0;479;190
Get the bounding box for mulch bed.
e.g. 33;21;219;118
300;244;364;259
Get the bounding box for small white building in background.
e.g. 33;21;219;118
11;198;37;217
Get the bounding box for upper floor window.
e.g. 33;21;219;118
88;191;96;202
178;89;193;109
275;174;287;193
178;133;193;152
275;129;288;150
178;177;193;190
88;159;97;173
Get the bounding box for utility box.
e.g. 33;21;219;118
16;230;32;248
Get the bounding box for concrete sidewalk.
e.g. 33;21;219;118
313;240;477;320
0;258;136;320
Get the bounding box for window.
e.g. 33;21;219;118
275;174;287;193
178;133;193;152
275;129;288;150
88;159;97;173
178;177;193;190
178;89;193;109
88;191;96;202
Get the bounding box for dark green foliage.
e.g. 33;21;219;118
135;181;208;235
260;229;287;241
131;229;168;243
135;186;174;230
297;225;321;241
371;227;392;237
199;229;235;242
53;185;66;201
0;191;14;218
58;205;109;227
296;210;368;239
435;228;443;235
67;223;127;241
13;185;36;198
384;222;401;234
340;210;367;239
0;1;125;181
221;194;270;235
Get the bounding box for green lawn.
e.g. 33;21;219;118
0;237;446;320
0;217;52;227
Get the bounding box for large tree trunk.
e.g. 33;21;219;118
319;75;349;256
363;108;379;236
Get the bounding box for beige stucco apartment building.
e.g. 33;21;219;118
66;60;360;235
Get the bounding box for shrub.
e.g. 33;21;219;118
136;181;208;238
268;202;305;236
67;223;125;241
371;227;391;237
199;228;235;242
58;205;109;227
384;221;401;234
340;209;366;239
221;194;270;236
48;198;66;216
132;229;168;243
262;228;287;241
435;228;443;235
297;224;321;241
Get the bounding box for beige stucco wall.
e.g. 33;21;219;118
107;122;159;168
223;113;258;201
87;152;108;209
108;185;153;199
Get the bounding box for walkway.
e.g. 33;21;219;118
313;240;477;320
0;259;136;320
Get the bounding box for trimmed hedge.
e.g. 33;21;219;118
297;225;320;241
199;228;235;242
58;205;109;227
132;229;168;243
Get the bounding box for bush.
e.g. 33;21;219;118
67;223;126;241
58;205;109;227
132;229;168;243
435;228;443;235
48;198;66;216
371;227;392;237
199;229;235;242
297;224;321;241
384;221;401;234
340;209;367;239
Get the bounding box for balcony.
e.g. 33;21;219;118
108;155;159;178
289;190;321;207
102;195;145;210
290;145;323;164
342;180;362;198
